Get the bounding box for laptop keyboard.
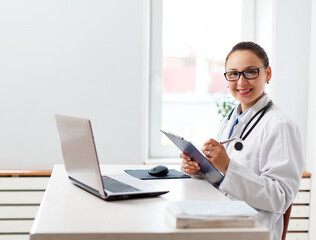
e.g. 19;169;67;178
102;176;141;193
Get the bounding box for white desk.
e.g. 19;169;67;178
30;164;269;240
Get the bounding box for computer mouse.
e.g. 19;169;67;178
148;165;169;177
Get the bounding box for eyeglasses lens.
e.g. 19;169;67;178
226;72;239;80
243;70;259;79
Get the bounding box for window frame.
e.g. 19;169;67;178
149;0;256;159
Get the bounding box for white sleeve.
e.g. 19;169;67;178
219;120;304;214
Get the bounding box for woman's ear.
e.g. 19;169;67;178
266;66;272;83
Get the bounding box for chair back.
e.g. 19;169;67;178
282;204;293;240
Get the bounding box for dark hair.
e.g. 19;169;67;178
225;41;269;68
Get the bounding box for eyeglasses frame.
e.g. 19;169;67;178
224;66;268;82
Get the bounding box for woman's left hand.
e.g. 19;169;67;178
202;138;230;174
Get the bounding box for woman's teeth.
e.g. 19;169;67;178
238;89;251;93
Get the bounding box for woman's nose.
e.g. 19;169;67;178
237;74;248;86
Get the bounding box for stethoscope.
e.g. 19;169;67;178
223;100;273;151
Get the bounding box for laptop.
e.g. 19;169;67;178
55;114;169;201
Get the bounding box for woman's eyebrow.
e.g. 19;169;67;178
227;66;259;71
245;66;260;69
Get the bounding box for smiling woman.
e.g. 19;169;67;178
181;42;305;240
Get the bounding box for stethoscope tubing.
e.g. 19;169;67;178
218;100;273;151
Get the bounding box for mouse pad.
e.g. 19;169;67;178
124;169;191;180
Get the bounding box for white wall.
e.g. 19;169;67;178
272;0;311;161
0;0;148;169
307;0;316;238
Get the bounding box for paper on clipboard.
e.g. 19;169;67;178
160;130;224;187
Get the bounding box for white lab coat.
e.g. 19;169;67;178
216;94;304;240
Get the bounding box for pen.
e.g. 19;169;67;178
201;138;236;152
220;138;236;144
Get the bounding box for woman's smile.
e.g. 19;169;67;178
237;88;252;95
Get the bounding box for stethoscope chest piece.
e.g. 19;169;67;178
234;141;243;151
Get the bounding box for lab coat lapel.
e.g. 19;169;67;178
218;108;238;142
233;94;271;137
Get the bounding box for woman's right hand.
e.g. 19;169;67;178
180;153;201;175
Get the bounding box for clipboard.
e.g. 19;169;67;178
160;130;224;187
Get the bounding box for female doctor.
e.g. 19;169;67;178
181;41;304;240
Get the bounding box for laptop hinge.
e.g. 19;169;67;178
69;176;106;199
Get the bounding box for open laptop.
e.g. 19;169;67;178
55;114;169;201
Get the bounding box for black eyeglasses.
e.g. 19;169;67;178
224;66;268;81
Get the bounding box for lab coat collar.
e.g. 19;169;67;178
234;93;271;126
218;93;271;141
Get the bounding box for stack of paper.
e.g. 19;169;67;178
166;200;258;229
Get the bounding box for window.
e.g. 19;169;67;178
149;0;255;158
